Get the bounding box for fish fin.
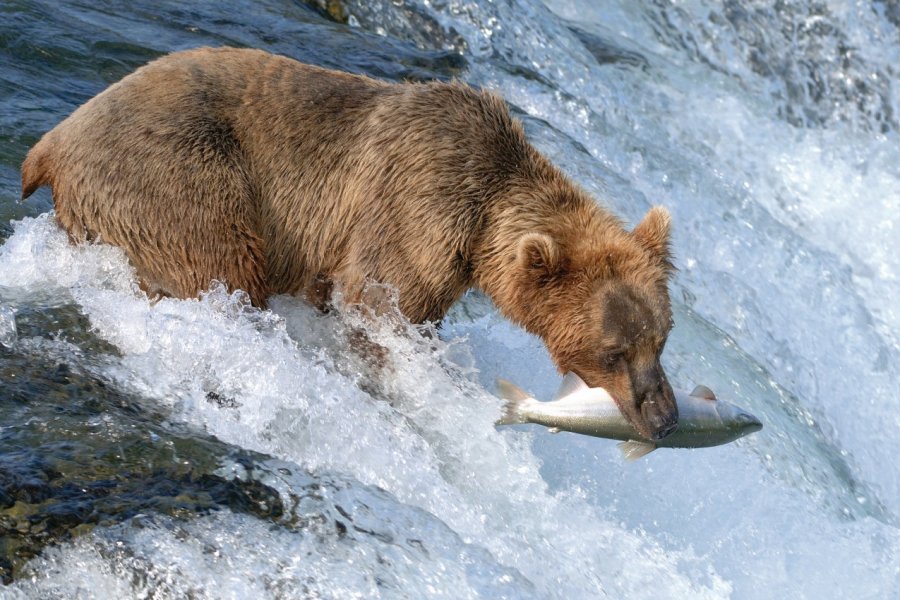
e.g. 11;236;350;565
690;384;717;401
548;427;561;434
495;379;532;426
617;440;657;462
555;372;590;399
496;378;531;402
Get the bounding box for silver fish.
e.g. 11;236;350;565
496;372;762;460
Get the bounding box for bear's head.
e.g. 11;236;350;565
512;205;678;441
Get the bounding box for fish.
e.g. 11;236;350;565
495;373;762;460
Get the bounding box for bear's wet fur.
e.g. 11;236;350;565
22;47;678;439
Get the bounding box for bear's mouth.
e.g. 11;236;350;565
612;393;678;441
640;395;679;440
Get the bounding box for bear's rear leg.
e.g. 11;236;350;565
127;222;270;309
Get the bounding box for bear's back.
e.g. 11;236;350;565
22;47;541;319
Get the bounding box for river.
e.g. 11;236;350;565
1;1;898;598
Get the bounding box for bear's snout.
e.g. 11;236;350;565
636;375;679;441
641;399;678;440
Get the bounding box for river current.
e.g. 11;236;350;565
0;1;898;598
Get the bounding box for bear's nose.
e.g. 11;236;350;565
640;398;678;440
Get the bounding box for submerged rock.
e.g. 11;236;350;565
311;0;348;24
0;343;286;584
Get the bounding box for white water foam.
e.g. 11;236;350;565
4;1;900;596
9;463;538;600
0;304;16;348
369;0;900;521
532;0;900;515
0;214;729;598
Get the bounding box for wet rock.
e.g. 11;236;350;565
0;346;287;584
306;0;348;23
341;0;469;55
567;25;649;70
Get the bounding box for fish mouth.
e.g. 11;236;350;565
737;412;763;435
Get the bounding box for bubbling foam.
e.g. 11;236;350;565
0;214;727;599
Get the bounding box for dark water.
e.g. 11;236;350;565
1;1;899;598
0;0;465;218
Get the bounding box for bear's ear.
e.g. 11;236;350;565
517;232;562;280
632;206;673;269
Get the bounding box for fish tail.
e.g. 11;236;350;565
495;378;532;426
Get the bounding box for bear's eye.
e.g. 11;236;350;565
600;351;625;369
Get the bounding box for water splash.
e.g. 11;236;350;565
10;461;537;599
0;214;728;598
0;305;16;348
3;0;900;597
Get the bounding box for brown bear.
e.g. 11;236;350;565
21;47;678;440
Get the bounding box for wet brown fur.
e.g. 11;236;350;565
21;47;678;439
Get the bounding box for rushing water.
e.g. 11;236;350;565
1;1;898;598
